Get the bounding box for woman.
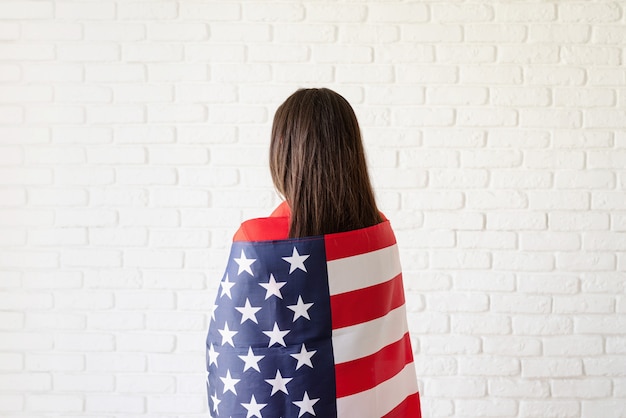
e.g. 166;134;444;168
206;88;421;417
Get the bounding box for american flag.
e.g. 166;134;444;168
206;221;421;417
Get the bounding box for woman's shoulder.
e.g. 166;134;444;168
232;201;291;242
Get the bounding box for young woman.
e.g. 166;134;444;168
206;88;421;417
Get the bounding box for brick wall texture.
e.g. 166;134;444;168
1;1;625;417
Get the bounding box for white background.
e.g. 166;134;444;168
1;0;625;417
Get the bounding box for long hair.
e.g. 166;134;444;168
269;88;382;238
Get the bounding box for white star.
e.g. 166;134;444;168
235;298;262;324
220;274;235;299
287;296;314;321
234;249;256;276
259;274;286;300
241;394;267;418
293;391;319;417
238;347;264;372
282;247;310;274
290;344;316;370
218;322;237;347
207;343;219;367
262;322;290;347
265;369;293;396
210;391;221;413
220;369;240;395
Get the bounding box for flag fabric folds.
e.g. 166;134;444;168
206;220;421;417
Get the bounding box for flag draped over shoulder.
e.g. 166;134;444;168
206;220;421;418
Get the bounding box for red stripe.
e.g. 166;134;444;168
381;392;422;418
324;220;396;261
335;332;414;398
330;273;405;329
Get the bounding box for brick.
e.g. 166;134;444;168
560;2;622;22
54;374;113;392
425;378;486;398
521;109;582;128
459;357;520;377
420;335;480;355
607;337;626;354
584;232;626;251
520;232;581;251
85;395;145;413
491;170;553;189
588;150;626;169
0;64;21;81
396;64;458;84
0;208;53;226
522;358;582;378
86;147;145;164
489;379;549;398
336;65;394;83
86;63;145;82
340;25;398;43
529;191;590;210
452;314;511;335
586;109;626;128
454;272;515;291
115;125;174;144
593;25;626;44
209;22;270;42
275;24;336;43
432;4;494;22
394;107;455;127
461;65;522;84
549;212;609;231
116;334;175;353
427;86;488;105
457;399;518;417
57;44;119;61
118;2;178;20
0;105;22;123
413;356;457;377
150;188;209;208
0;311;23;330
575;316;626;335
55;84;112;103
457;108;517;127
466;190;527;210
244;2;304;21
248;44;308;63
582;400;626;418
123;249;184;269
592;192;626;210
529;24;591;43
0;353;22;371
483;336;542;356
520;400;580;418
208;105;266;124
465;24;527;42
148;395;205;413
313;45;372;63
123;43;183;62
180;2;240;20
148;63;206;82
26;105;84;124
563;45;621;65
0;251;58;268
0;228;25;246
26;313;85;330
495;3;556;21
499;45;559;64
146;312;204;331
427;292;489;312
583;357;626;377
0;85;52;103
117;375;175;393
403;191;464;210
0;373;51;391
587;67;626;86
26;354;84;372
114;84;173;103
491;87;551;106
21;22;82;40
494;252;554;272
436;45;496;63
186;44;245;62
84;22;145;41
544;335;604;356
517;274;579;294
53;168;114;186
402;24;462;42
492;294;552;313
525;66;586;86
306;3;366;22
0;1;53;19
513;315;572;335
28;228;86;246
55;1;115;19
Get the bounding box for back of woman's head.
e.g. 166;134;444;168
269;88;382;238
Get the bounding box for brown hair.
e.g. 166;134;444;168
269;88;382;238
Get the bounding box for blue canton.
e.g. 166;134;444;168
206;237;338;418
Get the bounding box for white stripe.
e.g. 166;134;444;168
331;304;409;364
336;362;419;417
327;244;401;296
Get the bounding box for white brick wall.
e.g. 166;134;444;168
1;0;625;416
